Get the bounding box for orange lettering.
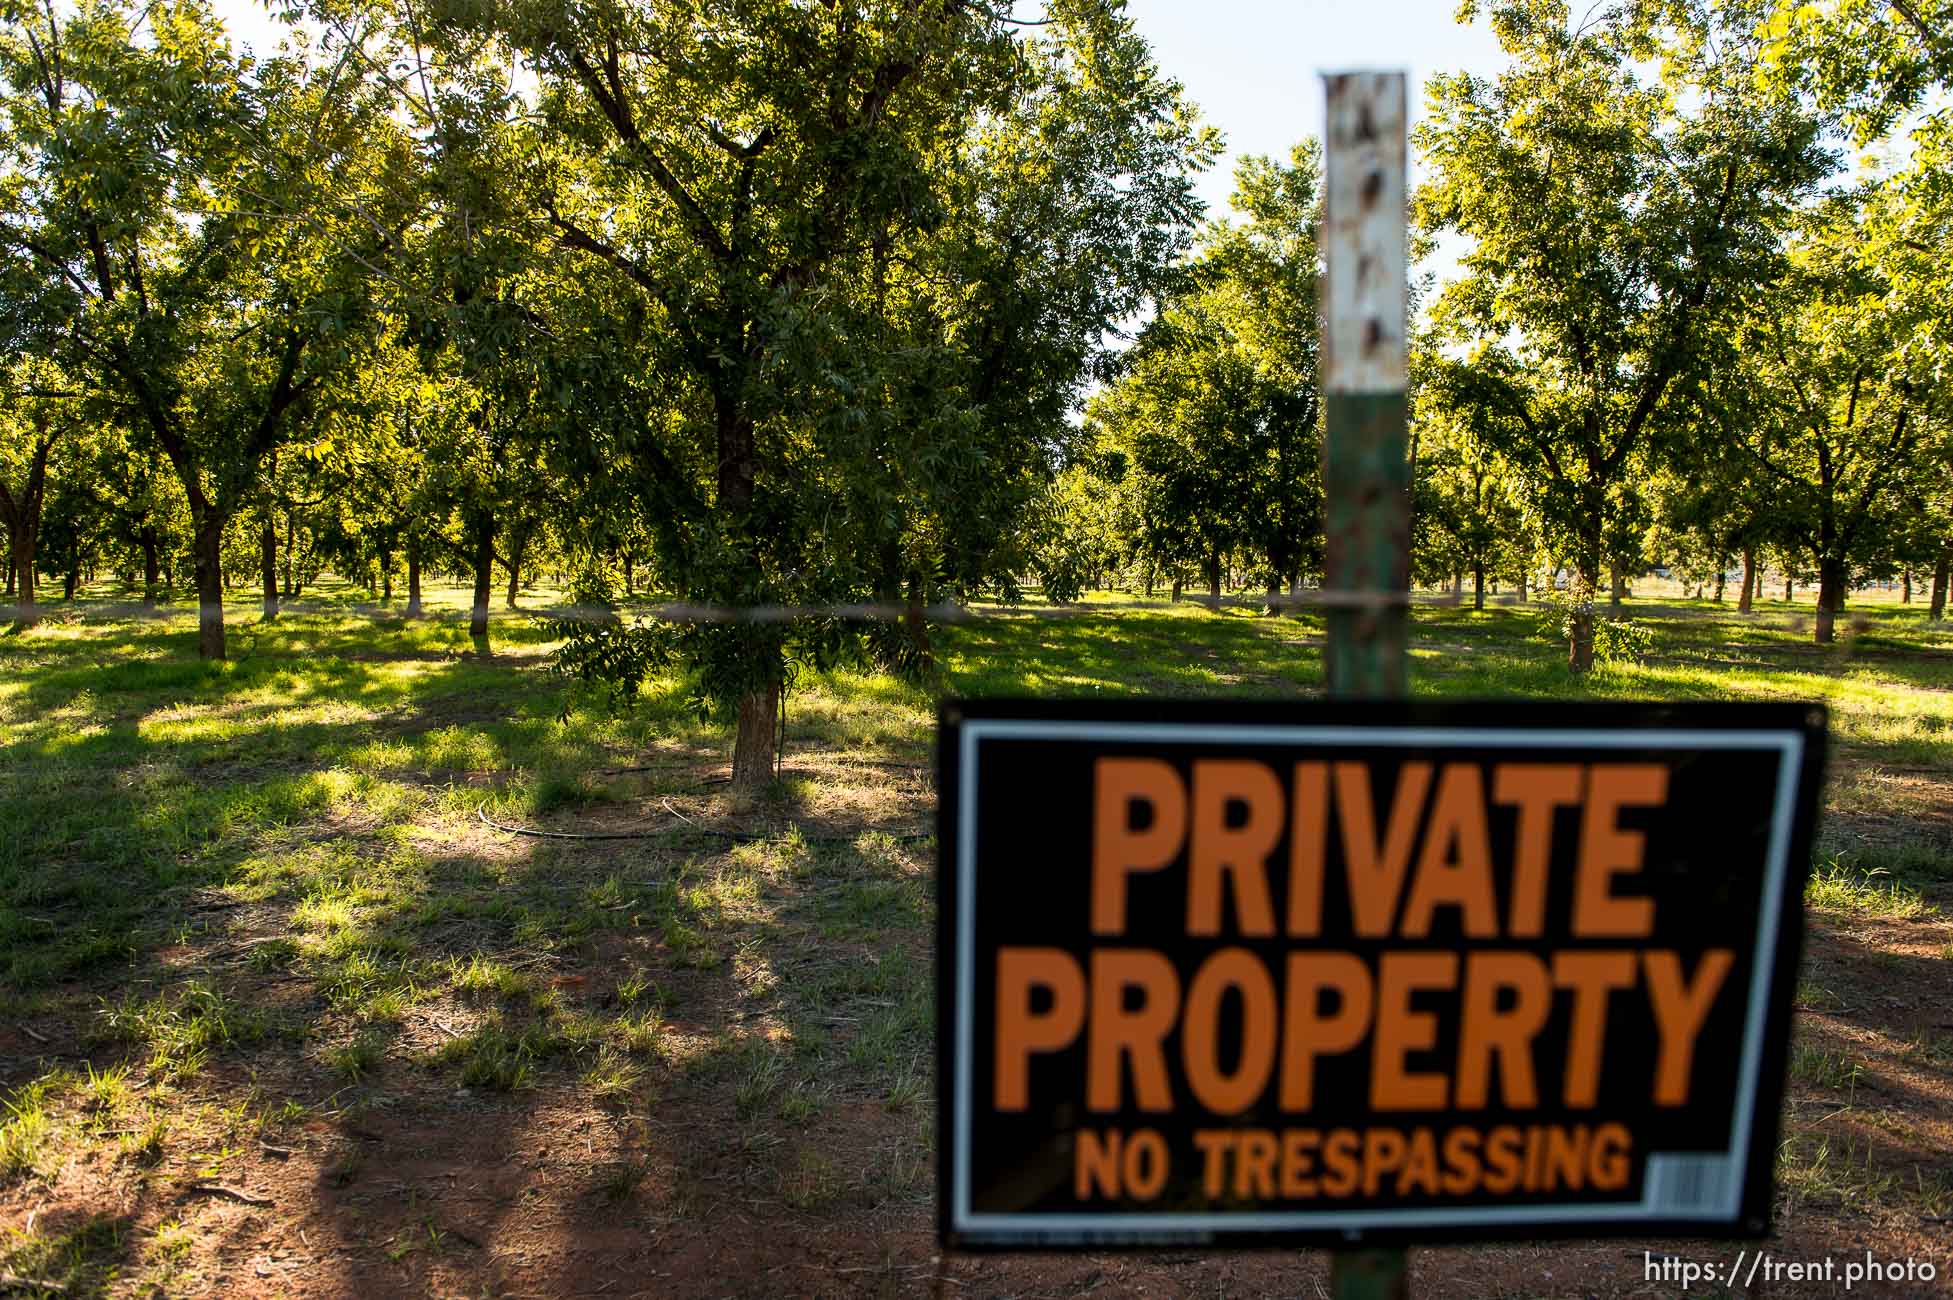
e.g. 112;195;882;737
1086;949;1181;1112
1574;765;1666;937
1124;1128;1169;1200
1280;1129;1320;1198
994;948;1085;1110
1182;949;1279;1114
1492;763;1582;936
1235;1129;1278;1199
1399;1127;1441;1196
1280;953;1374;1110
1440;1127;1481;1194
1361;1128;1406;1195
1074;1128;1121;1198
1188;760;1281;936
1335;761;1433;936
1552;951;1637;1107
1399;763;1498;938
1092;758;1187;934
1287;761;1330;935
1455;953;1551;1108
1321;1129;1361;1196
1371;953;1456;1110
1194;1129;1233;1197
1643;949;1735;1105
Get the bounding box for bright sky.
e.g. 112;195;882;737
1119;0;1506;216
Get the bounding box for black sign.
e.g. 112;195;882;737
936;700;1826;1249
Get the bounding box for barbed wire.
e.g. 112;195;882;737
7;587;1470;626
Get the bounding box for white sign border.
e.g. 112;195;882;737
950;722;1805;1239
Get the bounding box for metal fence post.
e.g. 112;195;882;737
1322;68;1411;1300
1322;69;1411;700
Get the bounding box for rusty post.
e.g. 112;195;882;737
1322;69;1411;1300
1321;70;1410;701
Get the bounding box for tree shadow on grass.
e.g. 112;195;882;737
2;598;1948;1294
0;1211;139;1298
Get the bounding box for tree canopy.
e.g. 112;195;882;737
2;0;1950;779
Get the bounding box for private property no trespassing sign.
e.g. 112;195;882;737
935;700;1826;1249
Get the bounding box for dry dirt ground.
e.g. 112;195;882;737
5;780;1949;1298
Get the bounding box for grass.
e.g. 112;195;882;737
1805;856;1936;919
1789;1041;1862;1093
0;1080;56;1181
323;1030;388;1083
1779;1132;1953;1218
1;577;1950;1291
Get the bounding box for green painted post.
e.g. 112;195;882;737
1332;1249;1412;1300
1322;68;1410;700
1321;69;1411;1300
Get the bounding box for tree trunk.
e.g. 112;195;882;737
469;513;495;642
1516;573;1528;604
714;392;782;793
1170;577;1182;603
1206;554;1222;608
140;531;160;611
1738;548;1755;613
260;512;279;621
505;525;529;608
63;562;79;601
1568;530;1600;673
904;574;934;672
1473;563;1485;611
623;551;635;596
1450;571;1463;598
1930;549;1949;621
1609;565;1626;608
1901;569;1911;604
1143;567;1155;598
1568;589;1595;672
406;545;424;619
731;681;782;790
10;530;35;621
1814;558;1845;645
1714;564;1725;604
193;510;227;660
1785;577;1793;603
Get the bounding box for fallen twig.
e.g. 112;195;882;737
210;937;290;959
189;1182;273;1206
0;1274;67;1294
477;804;680;841
19;1025;49;1044
477;801;932;844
